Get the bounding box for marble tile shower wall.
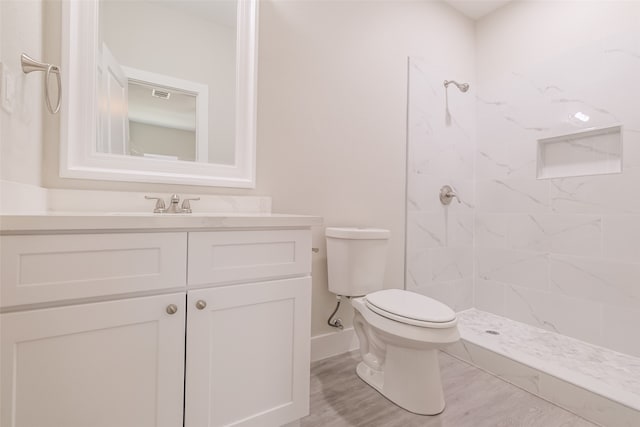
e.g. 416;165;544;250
406;58;476;312
475;34;640;358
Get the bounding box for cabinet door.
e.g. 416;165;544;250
0;293;186;427
185;278;311;427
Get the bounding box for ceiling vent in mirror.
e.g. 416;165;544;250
152;89;171;100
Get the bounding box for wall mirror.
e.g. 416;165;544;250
61;0;258;187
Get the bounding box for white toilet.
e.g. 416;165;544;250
325;227;460;415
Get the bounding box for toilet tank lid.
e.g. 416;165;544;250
325;227;390;239
365;289;456;323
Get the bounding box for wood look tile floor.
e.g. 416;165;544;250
300;351;598;427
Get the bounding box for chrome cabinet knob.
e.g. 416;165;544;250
195;300;207;310
166;304;178;315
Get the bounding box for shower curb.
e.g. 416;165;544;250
445;337;640;427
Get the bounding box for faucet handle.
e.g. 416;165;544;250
181;197;200;213
145;196;166;213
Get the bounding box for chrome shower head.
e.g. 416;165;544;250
444;80;470;93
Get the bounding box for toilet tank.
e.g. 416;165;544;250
325;227;390;297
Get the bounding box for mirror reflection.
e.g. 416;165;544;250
127;79;197;162
98;0;237;165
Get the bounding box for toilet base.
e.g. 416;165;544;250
356;361;384;393
356;346;446;416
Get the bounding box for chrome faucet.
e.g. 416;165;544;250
145;194;200;214
166;194;182;213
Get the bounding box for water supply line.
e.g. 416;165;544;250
327;295;344;330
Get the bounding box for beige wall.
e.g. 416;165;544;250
7;0;474;337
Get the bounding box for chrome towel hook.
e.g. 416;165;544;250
20;53;61;114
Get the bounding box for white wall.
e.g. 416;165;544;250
257;0;475;335
474;0;640;357
0;0;44;187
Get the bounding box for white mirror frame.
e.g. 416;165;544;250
60;0;258;188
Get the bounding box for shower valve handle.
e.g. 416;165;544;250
439;185;461;205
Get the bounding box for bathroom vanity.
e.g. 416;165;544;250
0;213;321;427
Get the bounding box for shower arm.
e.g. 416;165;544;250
444;80;469;93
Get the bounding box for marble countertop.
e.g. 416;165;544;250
0;212;323;234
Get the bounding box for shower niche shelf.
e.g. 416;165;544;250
536;125;622;179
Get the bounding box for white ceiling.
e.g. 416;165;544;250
444;0;513;20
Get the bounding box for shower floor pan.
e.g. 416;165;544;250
446;309;640;427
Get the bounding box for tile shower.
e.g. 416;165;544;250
405;5;640;426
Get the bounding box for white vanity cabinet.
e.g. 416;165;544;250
0;219;317;427
185;230;312;427
0;232;188;427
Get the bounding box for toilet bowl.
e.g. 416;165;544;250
325;227;459;415
351;289;459;415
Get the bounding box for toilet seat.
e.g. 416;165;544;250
365;289;456;328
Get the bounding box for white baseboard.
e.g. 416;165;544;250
310;327;359;362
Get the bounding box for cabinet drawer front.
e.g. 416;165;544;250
188;230;311;286
1;233;187;308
